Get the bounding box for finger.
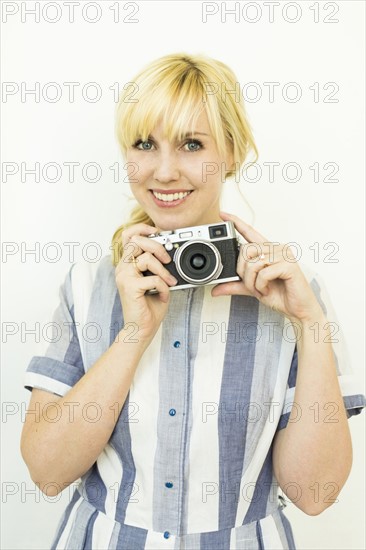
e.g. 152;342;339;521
212;245;262;300
220;211;268;244
241;242;282;263
132;275;171;303
121;223;159;248
233;245;262;300
130;252;178;287
124;234;172;265
243;255;273;296
122;240;143;264
254;262;291;294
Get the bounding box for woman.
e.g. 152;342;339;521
21;53;365;550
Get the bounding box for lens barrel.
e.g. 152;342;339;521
174;240;223;284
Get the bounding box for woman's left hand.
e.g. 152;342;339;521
211;212;324;324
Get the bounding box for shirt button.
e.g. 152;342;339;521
169;408;176;416
173;341;181;348
163;531;170;539
165;481;173;488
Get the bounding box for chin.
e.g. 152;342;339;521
155;222;186;232
151;215;196;231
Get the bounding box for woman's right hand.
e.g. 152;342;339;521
115;223;178;345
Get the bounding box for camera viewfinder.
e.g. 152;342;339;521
209;225;227;239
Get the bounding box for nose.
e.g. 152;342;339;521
153;151;180;183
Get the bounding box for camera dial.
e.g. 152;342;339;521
164;239;174;251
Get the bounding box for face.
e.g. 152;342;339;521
125;110;233;231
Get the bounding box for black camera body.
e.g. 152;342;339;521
144;221;241;293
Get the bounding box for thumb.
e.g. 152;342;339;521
211;281;252;297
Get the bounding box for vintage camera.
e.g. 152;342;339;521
144;221;241;293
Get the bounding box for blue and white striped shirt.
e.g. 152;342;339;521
24;255;365;549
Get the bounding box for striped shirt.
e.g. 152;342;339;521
24;254;365;550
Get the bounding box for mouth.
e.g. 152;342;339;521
149;189;193;207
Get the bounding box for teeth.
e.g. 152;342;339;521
152;191;191;202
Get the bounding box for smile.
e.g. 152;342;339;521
152;190;192;201
150;190;193;207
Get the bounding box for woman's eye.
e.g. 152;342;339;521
134;140;154;151
183;140;202;152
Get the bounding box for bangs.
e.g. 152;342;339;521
116;61;227;157
114;53;258;177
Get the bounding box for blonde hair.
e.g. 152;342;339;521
111;52;258;266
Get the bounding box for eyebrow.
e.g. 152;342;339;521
184;132;209;136
145;131;210;140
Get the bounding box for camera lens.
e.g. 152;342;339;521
190;254;206;270
174;240;223;284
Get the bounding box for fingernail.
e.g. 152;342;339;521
169;275;178;285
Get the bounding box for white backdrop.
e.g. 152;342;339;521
1;1;365;549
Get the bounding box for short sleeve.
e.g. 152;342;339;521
277;267;366;431
23;265;85;397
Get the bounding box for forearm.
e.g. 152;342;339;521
273;314;353;514
23;328;149;495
